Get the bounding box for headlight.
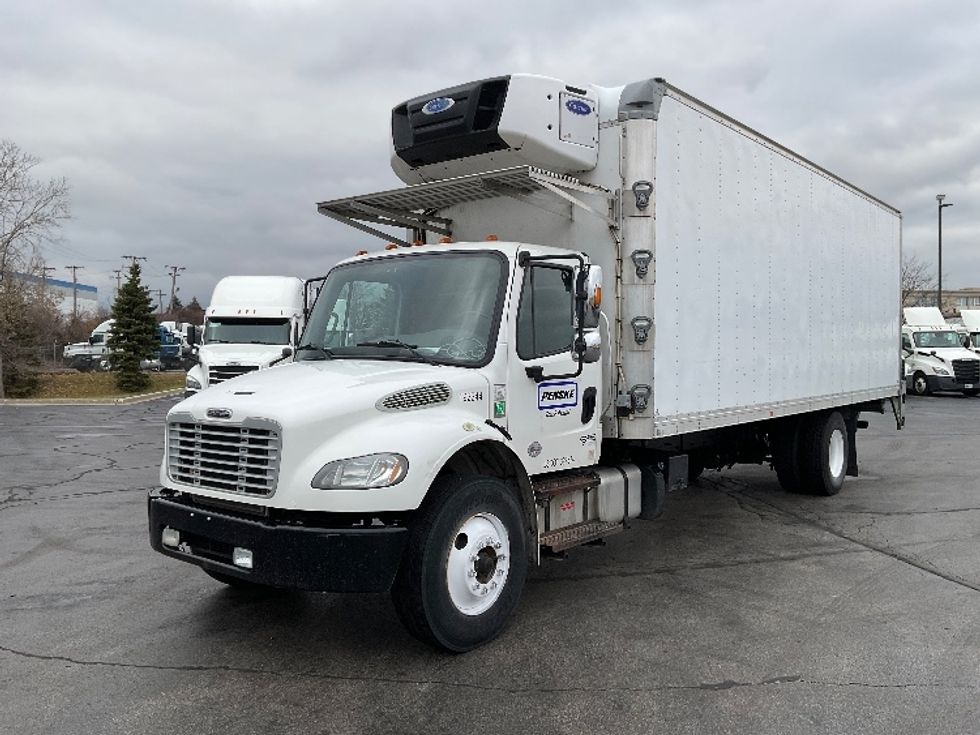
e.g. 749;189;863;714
185;375;202;390
312;453;408;489
934;367;950;376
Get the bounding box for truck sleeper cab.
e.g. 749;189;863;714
150;73;903;652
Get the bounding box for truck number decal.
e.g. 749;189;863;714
538;381;578;411
543;455;576;470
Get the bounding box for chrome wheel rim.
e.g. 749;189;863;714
828;428;845;479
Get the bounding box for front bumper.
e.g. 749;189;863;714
907;374;977;393
148;490;409;592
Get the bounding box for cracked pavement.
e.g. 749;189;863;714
1;396;979;734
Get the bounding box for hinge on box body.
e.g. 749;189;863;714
630;249;652;279
615;384;652;416
630;316;652;344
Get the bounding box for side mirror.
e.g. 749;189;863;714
88;336;95;345
281;347;294;359
186;325;200;346
571;330;601;364
580;265;602;330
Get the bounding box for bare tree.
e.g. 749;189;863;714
901;253;935;308
0;140;70;278
0;141;70;397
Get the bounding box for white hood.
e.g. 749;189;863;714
175;358;490;426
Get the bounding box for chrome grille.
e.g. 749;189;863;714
208;365;260;385
167;421;281;496
378;382;452;411
952;359;980;383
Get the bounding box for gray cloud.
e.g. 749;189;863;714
2;0;978;306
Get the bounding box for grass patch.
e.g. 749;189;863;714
33;372;186;400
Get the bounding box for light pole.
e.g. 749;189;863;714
937;194;953;312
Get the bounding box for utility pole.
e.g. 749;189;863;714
121;255;147;268
112;269;123;297
936;194;954;313
65;265;84;321
40;266;56;289
151;289;165;314
165;264;186;313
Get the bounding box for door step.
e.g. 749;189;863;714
539;520;623;552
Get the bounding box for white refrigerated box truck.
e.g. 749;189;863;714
149;74;903;651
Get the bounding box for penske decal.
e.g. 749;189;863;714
537;380;578;411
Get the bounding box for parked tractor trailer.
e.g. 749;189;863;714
149;74;903;650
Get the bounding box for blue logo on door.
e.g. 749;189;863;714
421;97;455;115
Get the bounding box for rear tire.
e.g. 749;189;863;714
963;389;979;397
770;419;805;493
798;411;848;496
391;474;528;652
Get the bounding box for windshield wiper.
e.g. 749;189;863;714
355;339;438;365
295;343;334;360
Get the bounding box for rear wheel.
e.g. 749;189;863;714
770;418;804;493
391;474;528;652
798;411;848;496
962;389;979;397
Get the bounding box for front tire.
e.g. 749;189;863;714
392;474;528;652
910;371;931;396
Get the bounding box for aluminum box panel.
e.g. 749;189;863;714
651;95;900;428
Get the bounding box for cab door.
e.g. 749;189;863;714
506;260;601;475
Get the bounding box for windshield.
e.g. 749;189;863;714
912;330;963;349
301;251;506;366
204;318;290;345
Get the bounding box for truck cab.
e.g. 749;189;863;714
63;319;113;371
903;307;980;396
184;276;305;397
959;310;980;356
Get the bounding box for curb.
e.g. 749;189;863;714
0;389;183;407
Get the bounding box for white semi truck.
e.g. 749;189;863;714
183;276;305;397
150;74;904;651
902;306;980;396
959;310;980;355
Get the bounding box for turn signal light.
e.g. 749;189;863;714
593;286;602;308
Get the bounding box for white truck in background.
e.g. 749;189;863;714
184;276;306;397
150;73;904;651
63;319;114;371
902;306;980;396
959;310;980;355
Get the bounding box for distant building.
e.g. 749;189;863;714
906;288;980;316
12;272;99;317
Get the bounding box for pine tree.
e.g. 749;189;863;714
108;262;157;391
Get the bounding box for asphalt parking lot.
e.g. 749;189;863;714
1;395;978;734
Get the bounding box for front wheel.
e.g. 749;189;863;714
391;475;528;652
910;371;931;396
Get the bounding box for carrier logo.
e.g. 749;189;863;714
537;381;579;411
421;97;455;115
565;99;593;116
206;408;233;420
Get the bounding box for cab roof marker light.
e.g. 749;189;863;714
355;249;368;256
385;243;399;250
439;236;453;244
486;234;498;241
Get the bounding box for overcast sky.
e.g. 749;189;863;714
2;0;979;309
